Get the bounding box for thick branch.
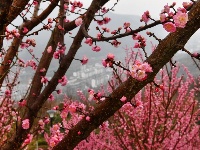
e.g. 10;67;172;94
0;0;13;48
0;0;59;88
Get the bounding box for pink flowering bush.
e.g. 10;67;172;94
74;51;200;149
107;66;200;149
35;49;200;149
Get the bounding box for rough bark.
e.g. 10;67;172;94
0;0;13;48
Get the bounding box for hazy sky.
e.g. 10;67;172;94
80;0;187;18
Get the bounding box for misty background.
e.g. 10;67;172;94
7;1;200;100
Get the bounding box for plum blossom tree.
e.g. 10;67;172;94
0;0;200;150
76;64;200;150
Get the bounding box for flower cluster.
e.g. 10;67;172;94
132;34;146;48
88;89;104;102
96;17;111;25
70;1;83;12
53;42;66;59
102;53;115;68
5;27;20;40
111;40;121;47
130;60;153;81
58;75;68;86
20;39;36;49
26;59;37;70
45;124;64;148
160;3;189;32
92;45;101;52
22;134;33;147
84;38;101;52
41;76;49;84
141;11;150;23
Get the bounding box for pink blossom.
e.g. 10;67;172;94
120;96;127;102
44;118;50;124
137;70;147;81
78;131;81;135
97;33;102;39
81;56;88;65
38;119;45;127
26;60;37;70
141;11;150;23
139;62;153;73
41;76;48;84
102;27;110;32
84;38;93;46
58;75;68;86
22;134;33;146
126;28;131;32
40;68;46;73
101;7;109;13
92;45;101;52
111;30;117;35
182;2;193;9
57;25;64;31
48;94;54;101
22;27;29;33
5;90;11;97
192;52;200;58
70;5;75;12
100;121;109;130
163;4;170;13
97;20;104;25
107;53;115;60
33;0;38;5
173;11;188;28
53;51;60;59
88;89;95;101
22;119;30;129
18;99;27;107
177;7;187;13
130;61;152;81
69;104;76;113
103;17;111;24
20;43;29;49
135;100;143;108
160;14;166;22
48;18;53;23
13;30;20;38
86;116;90;121
123;22;130;29
75;18;83;26
64;18;70;23
56;89;62;94
102;59;107;67
163;22;176;32
112;40;121;47
64;4;68;10
134;42;140;48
